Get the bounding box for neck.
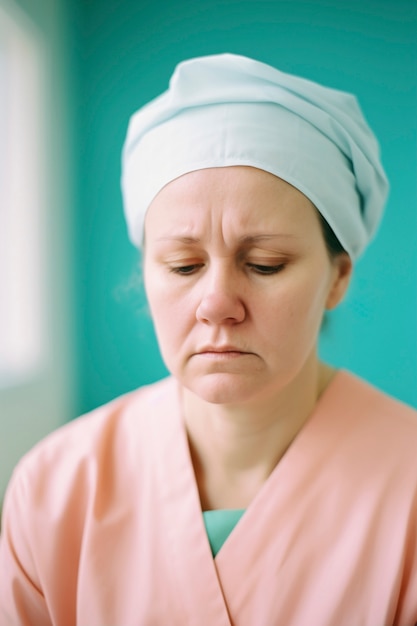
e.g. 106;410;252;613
181;358;335;510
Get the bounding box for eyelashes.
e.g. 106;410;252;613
169;263;285;276
169;264;204;275
246;263;285;275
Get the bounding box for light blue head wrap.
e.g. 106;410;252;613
121;53;388;259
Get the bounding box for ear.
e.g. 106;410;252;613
326;253;353;310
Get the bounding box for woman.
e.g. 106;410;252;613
1;53;416;625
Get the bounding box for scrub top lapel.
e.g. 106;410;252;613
213;372;344;621
149;378;233;626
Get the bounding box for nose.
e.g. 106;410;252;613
196;264;246;325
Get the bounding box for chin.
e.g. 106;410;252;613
184;373;268;406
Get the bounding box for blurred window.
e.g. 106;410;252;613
0;2;46;387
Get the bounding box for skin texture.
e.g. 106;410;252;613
144;166;352;509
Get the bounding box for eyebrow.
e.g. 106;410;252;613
156;235;202;243
238;234;299;244
156;234;298;244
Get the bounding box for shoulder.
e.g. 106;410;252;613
0;377;179;620
332;369;417;426
3;376;177;514
27;375;174;453
324;369;417;471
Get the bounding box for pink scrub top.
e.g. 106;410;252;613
1;371;417;625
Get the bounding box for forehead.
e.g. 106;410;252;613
144;166;321;240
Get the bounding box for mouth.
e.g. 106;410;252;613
195;346;253;358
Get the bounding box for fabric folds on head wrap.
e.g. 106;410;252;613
121;53;388;259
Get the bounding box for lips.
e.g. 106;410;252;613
195;345;251;355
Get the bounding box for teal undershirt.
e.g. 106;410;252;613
203;509;245;557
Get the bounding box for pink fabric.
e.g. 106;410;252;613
1;371;417;625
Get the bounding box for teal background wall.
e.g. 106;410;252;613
74;0;417;414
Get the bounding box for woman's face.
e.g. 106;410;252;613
144;166;351;405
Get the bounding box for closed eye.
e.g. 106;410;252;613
169;263;284;275
170;264;204;275
247;263;285;275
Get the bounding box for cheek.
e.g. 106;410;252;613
145;277;194;352
290;279;330;340
145;291;181;368
261;275;329;338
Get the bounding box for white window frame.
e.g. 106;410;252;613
0;0;47;387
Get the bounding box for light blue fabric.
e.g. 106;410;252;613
203;509;245;557
122;53;388;259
